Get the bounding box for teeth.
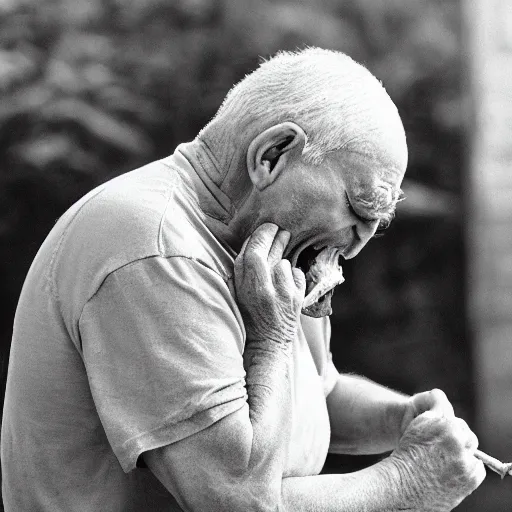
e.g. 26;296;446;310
303;247;344;308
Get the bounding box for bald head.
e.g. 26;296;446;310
199;47;407;171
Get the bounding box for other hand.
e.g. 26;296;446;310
390;409;485;511
234;223;306;344
399;388;455;436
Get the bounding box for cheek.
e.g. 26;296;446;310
306;195;349;232
327;205;351;230
270;188;311;227
269;178;346;233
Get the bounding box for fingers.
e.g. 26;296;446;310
233;224;303;344
268;229;291;267
398;410;486;505
235;223;302;305
236;235;251;264
245;223;280;262
407;412;478;450
473;458;486;487
273;260;306;294
428;389;455;418
235;224;279;286
292;268;306;292
452;417;479;452
411;389;455;419
460;433;485;490
249;223;290;268
236;224;292;278
273;259;294;290
234;235;252;283
416;413;481;462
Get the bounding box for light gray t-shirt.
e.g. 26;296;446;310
1;143;339;511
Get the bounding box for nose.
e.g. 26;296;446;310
343;219;379;259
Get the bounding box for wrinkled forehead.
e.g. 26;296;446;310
337;145;407;216
350;178;404;217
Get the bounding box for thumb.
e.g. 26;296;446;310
411;389;455;418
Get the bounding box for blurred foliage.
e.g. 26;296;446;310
0;0;470;469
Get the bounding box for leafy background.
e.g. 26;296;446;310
0;0;482;508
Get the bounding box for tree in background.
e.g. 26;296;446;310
0;0;470;465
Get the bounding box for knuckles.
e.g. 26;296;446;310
423;416;475;457
429;388;448;402
243;250;268;270
276;259;292;270
394;410;483;510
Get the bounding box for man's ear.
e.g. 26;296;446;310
246;122;307;190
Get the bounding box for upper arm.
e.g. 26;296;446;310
79;255;248;473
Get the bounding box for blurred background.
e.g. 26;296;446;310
1;0;511;510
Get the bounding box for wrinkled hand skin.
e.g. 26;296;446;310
234;223;306;345
389;410;486;511
399;389;456;438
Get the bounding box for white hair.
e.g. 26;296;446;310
199;47;405;166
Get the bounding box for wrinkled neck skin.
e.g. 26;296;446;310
183;134;256;254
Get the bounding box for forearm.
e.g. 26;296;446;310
328;374;409;454
244;338;293;468
281;457;403;512
144;339;294;512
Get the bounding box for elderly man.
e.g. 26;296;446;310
2;48;484;511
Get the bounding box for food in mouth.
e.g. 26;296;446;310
297;246;345;317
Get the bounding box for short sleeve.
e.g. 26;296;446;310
79;256;248;473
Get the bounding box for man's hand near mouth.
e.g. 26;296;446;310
235;223;306;345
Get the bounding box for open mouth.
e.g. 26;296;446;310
294;244;345;318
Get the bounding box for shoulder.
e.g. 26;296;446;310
57;158;232;279
52;160;176;287
85;254;244;342
46;158;233;328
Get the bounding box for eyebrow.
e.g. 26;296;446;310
346;193;382;223
347;188;405;225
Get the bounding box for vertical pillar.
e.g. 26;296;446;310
464;0;512;455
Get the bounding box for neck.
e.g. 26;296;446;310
199;120;254;206
178;136;254;253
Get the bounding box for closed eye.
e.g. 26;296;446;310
345;193;393;238
345;194;375;223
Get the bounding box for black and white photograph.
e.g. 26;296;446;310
1;0;512;510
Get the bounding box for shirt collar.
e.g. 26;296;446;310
162;140;235;225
